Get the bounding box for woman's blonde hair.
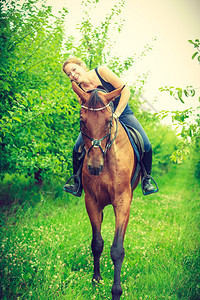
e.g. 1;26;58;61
62;57;87;74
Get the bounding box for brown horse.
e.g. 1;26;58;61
72;81;140;300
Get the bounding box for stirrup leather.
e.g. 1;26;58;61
141;175;159;196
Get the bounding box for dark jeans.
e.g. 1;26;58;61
74;113;151;152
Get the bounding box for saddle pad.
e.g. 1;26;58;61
120;121;143;187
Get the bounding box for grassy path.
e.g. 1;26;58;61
0;161;199;299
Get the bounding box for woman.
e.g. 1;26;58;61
63;57;157;196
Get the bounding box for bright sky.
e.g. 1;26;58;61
27;0;200;117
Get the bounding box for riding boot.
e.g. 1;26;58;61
141;148;158;195
63;149;85;197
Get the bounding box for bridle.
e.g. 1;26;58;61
80;103;118;158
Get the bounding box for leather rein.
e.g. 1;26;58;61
80;103;118;158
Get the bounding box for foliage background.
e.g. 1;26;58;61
0;0;186;184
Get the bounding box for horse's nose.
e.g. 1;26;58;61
88;164;103;176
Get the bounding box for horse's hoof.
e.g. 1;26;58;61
92;275;102;285
112;284;122;299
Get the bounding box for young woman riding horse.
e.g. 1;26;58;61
63;57;157;196
62;57;158;299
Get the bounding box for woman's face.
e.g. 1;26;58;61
64;63;86;84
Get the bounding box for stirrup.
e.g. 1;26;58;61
63;175;81;196
141;175;159;196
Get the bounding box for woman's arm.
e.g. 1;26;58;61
98;65;131;117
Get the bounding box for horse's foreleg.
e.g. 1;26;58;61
86;200;104;283
111;202;130;300
91;224;104;283
111;228;124;299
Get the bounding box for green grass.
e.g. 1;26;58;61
0;161;199;299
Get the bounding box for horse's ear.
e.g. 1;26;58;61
105;85;125;103
71;81;90;104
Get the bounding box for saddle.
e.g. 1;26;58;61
125;125;145;159
120;121;144;188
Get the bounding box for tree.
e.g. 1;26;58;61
0;0;77;182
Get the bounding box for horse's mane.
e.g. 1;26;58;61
87;86;108;110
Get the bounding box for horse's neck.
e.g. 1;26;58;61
109;120;128;154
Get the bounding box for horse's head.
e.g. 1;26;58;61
72;81;124;176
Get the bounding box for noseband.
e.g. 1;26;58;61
80;103;118;158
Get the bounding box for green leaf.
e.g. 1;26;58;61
188;127;192;137
192;52;199;60
177;90;184;103
12;117;22;123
